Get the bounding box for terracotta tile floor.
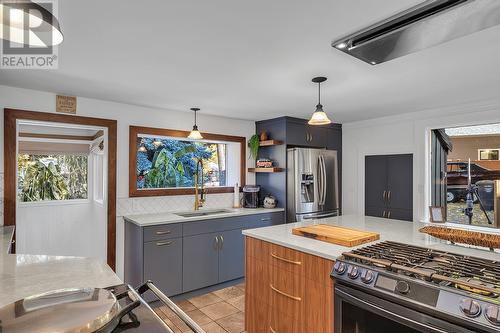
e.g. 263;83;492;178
154;283;246;333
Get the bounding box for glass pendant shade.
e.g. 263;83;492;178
0;2;64;46
308;104;332;125
188;126;203;140
308;77;332;126
188;108;203;140
138;140;147;152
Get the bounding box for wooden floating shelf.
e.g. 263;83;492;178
248;167;284;173
259;140;283;147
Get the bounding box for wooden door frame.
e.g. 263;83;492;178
4;108;118;270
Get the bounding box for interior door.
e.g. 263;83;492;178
387;154;413;212
365;155;388;217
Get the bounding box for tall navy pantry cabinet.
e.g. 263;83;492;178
254;117;342;220
365;154;413;221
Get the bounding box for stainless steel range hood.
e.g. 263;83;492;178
332;0;500;65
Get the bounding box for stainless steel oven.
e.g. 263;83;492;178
334;284;479;333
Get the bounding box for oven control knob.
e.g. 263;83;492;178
347;265;360;279
334;261;347;275
485;305;500;325
395;281;410;294
361;270;375;284
459;298;481;318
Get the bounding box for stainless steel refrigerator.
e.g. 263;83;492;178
287;148;339;222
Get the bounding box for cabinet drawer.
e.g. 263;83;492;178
183;215;249;236
269;243;305;275
246;256;271;303
245;212;284;229
245;295;270;333
269;267;304;316
269;306;302;333
143;223;182;242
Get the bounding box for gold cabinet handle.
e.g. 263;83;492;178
387;190;391;202
271;253;301;265
383;190;387;201
382;210;386;218
270;284;301;301
270;326;277;333
388;211;392;219
156;241;173;246
155;230;171;235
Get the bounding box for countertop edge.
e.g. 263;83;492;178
124;207;285;226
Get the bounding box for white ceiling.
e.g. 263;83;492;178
2;0;500;123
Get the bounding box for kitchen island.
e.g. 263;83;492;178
0;226;121;307
243;215;500;333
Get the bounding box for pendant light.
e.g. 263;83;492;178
0;1;64;46
188;108;203;140
153;138;162;147
308;77;332;126
138;139;147;152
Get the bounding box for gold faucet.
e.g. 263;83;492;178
194;159;205;210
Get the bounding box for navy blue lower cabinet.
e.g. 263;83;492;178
218;229;245;282
143;238;183;296
182;232;219;292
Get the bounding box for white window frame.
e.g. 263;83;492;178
477;148;500;161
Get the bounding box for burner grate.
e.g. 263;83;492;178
343;241;500;297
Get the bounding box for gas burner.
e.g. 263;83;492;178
343;241;500;299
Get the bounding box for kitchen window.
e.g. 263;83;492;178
129;126;246;197
478;149;500;161
18;154;88;202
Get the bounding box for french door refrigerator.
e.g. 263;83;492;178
287;148;339;222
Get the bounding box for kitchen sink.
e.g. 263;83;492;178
174;209;232;218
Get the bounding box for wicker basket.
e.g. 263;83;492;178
419;226;500;249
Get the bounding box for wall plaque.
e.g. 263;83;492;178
56;95;77;114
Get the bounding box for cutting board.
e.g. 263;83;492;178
292;224;380;247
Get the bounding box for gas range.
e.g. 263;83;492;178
331;241;500;333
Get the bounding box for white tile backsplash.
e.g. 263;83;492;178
116;192;235;217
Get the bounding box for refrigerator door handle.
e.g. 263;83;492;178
317;155;324;206
321;155;327;206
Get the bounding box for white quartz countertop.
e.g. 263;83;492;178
124;207;285;226
242;215;500;262
0;226;121;307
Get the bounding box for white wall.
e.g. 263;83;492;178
342;98;500;223
0;85;256;278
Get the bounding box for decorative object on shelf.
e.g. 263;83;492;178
429;206;445;223
0;1;64;46
308;76;332;125
256;158;273;168
56;95;76;114
248;134;260;160
259;131;268;141
419;226;500;250
187;108;203;140
263;194;277;208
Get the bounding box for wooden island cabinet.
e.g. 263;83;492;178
245;236;335;333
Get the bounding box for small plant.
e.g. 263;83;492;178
248;134;260;160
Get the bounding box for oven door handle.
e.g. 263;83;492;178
138;281;206;333
336;288;449;333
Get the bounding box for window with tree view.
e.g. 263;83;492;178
136;137;227;189
18;154;88;202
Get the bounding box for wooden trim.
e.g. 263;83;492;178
129;126;246;197
18;132;96;141
4;108;118;271
259;140;283;147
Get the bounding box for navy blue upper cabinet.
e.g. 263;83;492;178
286;120;327;148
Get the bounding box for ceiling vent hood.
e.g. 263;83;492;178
332;0;500;65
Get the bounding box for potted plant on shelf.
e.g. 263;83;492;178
248;134;260;160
